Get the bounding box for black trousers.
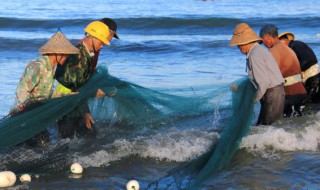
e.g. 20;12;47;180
304;74;320;103
57;106;97;139
283;93;307;117
257;85;285;125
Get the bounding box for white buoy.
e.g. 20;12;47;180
0;171;16;187
70;162;83;174
317;33;320;38
20;174;31;183
126;180;140;190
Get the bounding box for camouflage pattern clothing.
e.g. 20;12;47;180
54;42;97;139
15;56;54;107
55;42;95;92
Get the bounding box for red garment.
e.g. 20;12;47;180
269;42;306;96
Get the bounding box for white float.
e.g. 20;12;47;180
70;162;83;174
20;174;31;183
126;180;140;190
0;171;16;187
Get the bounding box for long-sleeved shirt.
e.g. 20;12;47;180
246;43;284;101
55;42;96;92
15;56;54;106
54;41;97;115
289;40;318;71
269;42;307;96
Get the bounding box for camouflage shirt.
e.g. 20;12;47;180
15;56;54;106
55;42;95;92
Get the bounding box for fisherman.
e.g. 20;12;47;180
14;30;79;110
54;19;119;138
260;24;307;117
229;23;285;125
278;32;320;103
13;30;79;145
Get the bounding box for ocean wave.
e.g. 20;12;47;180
0;34;232;54
240;112;320;157
75;128;219;168
0;37;80;52
0;17;90;30
2;16;319;32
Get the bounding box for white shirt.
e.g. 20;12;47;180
246;43;284;100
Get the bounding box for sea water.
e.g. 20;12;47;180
0;0;320;189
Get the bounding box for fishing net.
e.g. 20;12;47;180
0;66;256;184
0;141;72;176
147;77;257;189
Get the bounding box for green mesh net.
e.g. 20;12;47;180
0;141;72;176
0;66;256;184
147;77;257;189
186;77;256;189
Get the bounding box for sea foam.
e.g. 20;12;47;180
240;114;320;154
76;128;219;168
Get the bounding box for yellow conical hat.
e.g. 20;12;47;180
278;31;295;41
39;30;79;54
229;23;261;46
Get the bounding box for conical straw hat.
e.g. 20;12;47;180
39;30;79;54
278;31;295;41
229;23;261;46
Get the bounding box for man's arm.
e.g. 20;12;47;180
16;63;41;107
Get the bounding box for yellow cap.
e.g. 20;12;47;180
84;21;110;45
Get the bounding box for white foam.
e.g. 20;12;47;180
76;138;141;168
240;120;320;153
76;128;219;167
140;128;218;162
76;114;320;167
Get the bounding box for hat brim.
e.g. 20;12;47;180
113;31;120;39
110;29;120;40
39;31;80;54
278;32;295;41
229;35;261;46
